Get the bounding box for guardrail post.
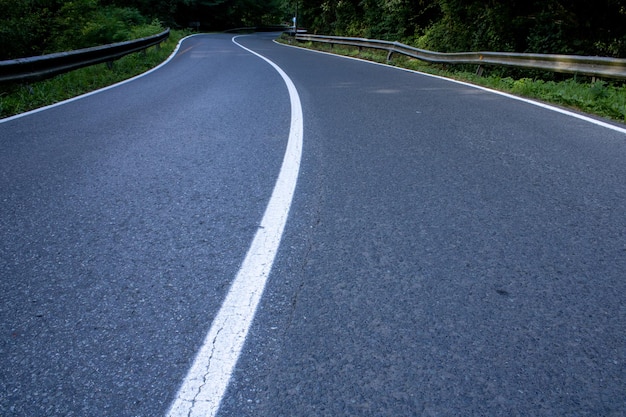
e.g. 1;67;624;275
387;50;393;62
476;64;484;76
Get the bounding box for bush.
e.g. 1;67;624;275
0;0;162;59
52;1;150;51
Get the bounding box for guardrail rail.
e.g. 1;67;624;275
295;34;626;80
0;29;170;84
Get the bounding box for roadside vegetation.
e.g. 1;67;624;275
281;37;626;123
0;29;188;119
0;0;286;119
1;0;625;122
0;0;190;119
295;0;626;58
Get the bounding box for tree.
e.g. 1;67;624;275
0;0;162;59
292;0;626;57
0;0;59;59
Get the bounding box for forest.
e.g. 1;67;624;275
1;0;625;60
0;0;285;60
297;0;626;57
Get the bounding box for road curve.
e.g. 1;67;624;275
1;33;626;417
1;34;291;416
220;34;626;417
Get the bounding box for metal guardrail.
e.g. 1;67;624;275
295;34;626;80
225;25;291;33
0;29;170;84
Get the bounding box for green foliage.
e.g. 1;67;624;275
0;0;168;59
176;0;285;30
1;0;287;64
524;3;571;55
3;0;625;121
0;0;55;59
52;1;150;51
285;39;626;123
0;30;188;119
294;0;626;57
457;75;626;123
3;0;625;57
132;18;169;38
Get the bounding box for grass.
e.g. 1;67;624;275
280;37;626;124
3;32;625;124
0;29;190;119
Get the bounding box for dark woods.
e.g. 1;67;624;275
2;0;625;60
0;0;285;60
297;0;626;57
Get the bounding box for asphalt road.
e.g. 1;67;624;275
2;33;626;416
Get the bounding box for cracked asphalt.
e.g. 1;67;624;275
1;34;289;416
219;35;626;417
2;33;626;416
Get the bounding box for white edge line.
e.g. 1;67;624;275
0;34;203;124
166;35;303;417
274;40;626;135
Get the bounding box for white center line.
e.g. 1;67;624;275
166;36;303;417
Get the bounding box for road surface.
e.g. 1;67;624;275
1;33;625;416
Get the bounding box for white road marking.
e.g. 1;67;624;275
276;41;626;135
0;35;203;124
166;36;303;417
